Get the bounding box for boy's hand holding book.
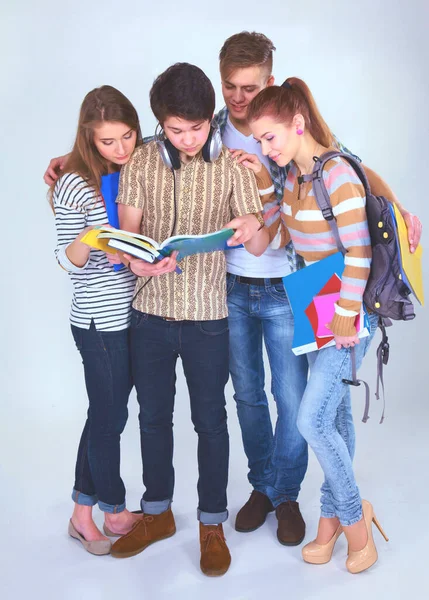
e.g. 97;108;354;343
126;251;179;277
225;213;263;246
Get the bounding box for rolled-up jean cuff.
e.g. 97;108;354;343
320;510;337;519
339;510;363;527
141;498;172;515
98;500;126;514
197;509;229;525
72;489;98;507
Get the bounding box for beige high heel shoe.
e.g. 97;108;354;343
346;499;389;574
302;525;343;564
68;520;112;555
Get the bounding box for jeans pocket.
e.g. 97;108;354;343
267;282;288;303
130;309;149;329
226;275;235;296
197;318;229;336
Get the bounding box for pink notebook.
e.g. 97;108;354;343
313;292;340;338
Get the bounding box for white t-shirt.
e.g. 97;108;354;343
222;116;291;278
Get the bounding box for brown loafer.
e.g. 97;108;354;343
276;501;306;546
200;523;231;577
110;508;176;558
235;490;274;532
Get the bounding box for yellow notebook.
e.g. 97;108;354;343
80;228;116;253
393;204;424;306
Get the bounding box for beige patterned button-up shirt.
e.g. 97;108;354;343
117;141;265;321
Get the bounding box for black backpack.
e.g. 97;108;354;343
301;151;416;422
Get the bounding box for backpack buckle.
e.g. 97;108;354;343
321;206;335;221
342;378;361;387
381;341;390;365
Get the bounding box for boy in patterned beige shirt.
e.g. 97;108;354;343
109;63;272;576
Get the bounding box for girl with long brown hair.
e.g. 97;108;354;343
51;85;141;555
236;78;390;574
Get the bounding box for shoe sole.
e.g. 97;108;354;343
235;509;275;533
201;567;230;577
347;555;378;574
303;555;331;565
110;528;176;559
277;532;306;547
235;521;266;533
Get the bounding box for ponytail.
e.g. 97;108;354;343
247;77;333;147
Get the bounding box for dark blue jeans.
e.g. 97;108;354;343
130;310;230;524
71;321;132;513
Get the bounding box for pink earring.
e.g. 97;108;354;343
296;129;303;135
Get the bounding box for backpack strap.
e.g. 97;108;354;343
301;150;371;256
303;151;377;421
374;317;392;424
342;347;371;423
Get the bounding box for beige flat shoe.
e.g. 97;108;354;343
68;520;112;555
302;525;343;564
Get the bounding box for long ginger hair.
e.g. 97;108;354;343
247;77;333;147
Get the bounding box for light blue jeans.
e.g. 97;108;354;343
227;275;309;506
297;312;379;526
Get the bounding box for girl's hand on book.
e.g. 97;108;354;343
403;211;423;253
106;252;123;266
225;214;262;246
229;149;262;174
125;251;179;277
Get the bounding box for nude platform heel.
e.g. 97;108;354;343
346;499;389;574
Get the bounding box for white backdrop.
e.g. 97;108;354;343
1;1;428;599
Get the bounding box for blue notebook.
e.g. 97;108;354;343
101;172;122;271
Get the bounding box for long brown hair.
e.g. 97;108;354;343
49;85;142;206
247;77;333;147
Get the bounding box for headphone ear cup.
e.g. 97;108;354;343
202;128;213;163
202;126;223;163
156;138;181;170
163;138;181;170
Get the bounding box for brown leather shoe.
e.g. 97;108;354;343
110;509;176;558
235;490;274;532
199;523;231;577
276;501;305;546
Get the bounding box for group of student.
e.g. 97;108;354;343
45;31;422;577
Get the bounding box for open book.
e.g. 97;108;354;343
81;226;235;265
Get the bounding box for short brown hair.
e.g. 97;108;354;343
219;31;276;78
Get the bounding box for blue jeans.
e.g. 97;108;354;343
296;312;379;526
227;275;309;506
71;321;132;513
130;310;230;524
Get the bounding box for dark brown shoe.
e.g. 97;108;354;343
235;490;274;532
276;501;305;546
199;523;231;577
110;509;176;558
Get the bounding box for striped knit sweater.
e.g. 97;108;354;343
259;151;372;337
